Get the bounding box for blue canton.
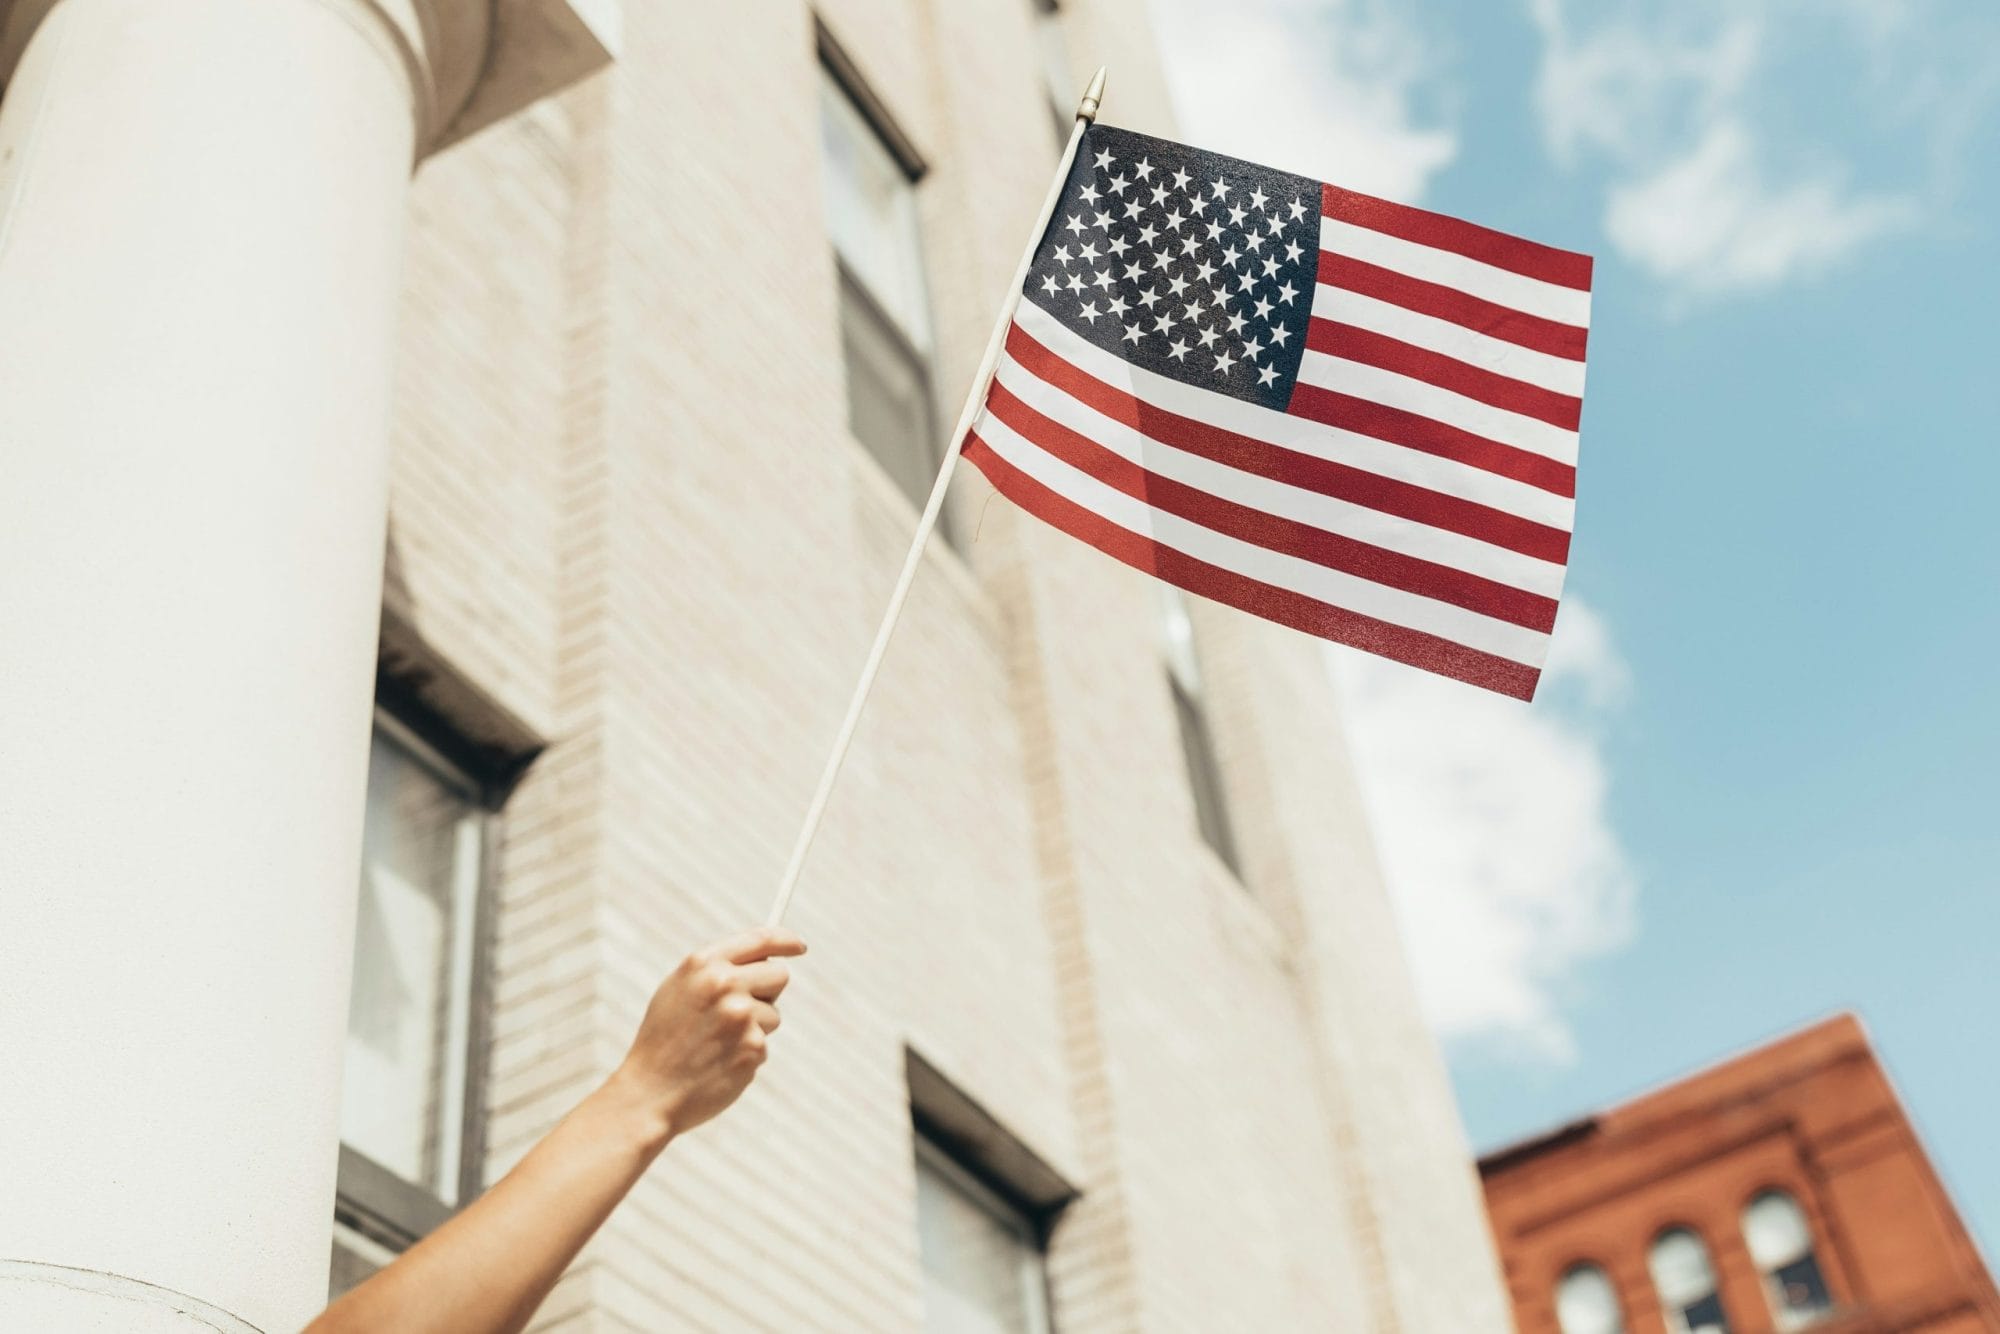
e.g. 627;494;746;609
1026;124;1318;412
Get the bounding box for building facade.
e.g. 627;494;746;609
1481;1015;2000;1334
0;1;1512;1330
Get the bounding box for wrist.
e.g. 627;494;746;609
589;1064;679;1161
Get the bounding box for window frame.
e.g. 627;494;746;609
913;1133;1055;1334
334;704;505;1253
1157;588;1242;874
1647;1224;1732;1334
1741;1188;1835;1330
1553;1260;1628;1334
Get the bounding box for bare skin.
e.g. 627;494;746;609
306;926;807;1334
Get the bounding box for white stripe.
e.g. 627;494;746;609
1296;351;1580;465
1312;283;1589;398
976;411;1550;667
1013;300;1575;530
990;354;1567;599
1319;217;1593;328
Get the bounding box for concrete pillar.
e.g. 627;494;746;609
0;0;610;1329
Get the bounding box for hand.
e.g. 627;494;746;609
607;926;807;1144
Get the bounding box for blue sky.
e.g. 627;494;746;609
1152;0;2000;1254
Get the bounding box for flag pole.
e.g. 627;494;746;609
766;67;1107;926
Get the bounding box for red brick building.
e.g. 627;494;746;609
1480;1015;1998;1334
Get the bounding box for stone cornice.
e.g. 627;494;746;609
0;0;616;160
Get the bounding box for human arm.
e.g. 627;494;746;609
305;925;806;1334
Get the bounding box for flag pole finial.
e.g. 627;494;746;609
1078;66;1108;123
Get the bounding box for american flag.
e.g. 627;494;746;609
965;124;1593;700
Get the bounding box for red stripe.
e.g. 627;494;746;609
1288;382;1577;499
1318;251;1590;362
965;434;1541;700
1002;323;1572;565
984;382;1558;632
1307;319;1583;431
1322;184;1594;292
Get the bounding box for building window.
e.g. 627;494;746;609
1030;0;1073;139
1158;586;1240;872
1743;1191;1834;1329
914;1135;1053;1334
330;710;495;1298
817;44;942;513
1554;1263;1627;1334
1649;1228;1732;1334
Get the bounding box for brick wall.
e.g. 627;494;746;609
379;2;1511;1328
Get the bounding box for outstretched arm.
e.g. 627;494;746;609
307;925;807;1334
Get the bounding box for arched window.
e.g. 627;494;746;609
1555;1263;1627;1334
1743;1190;1834;1328
1649;1228;1731;1334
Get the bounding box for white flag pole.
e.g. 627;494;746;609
766;67;1107;926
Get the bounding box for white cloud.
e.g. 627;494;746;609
1604;123;1915;298
1527;0;1942;300
1331;600;1636;1063
1146;0;1456;202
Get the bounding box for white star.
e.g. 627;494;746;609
1178;233;1202;257
1093;268;1115;290
1197;325;1220;348
1108;235;1132;258
1266;215;1284;238
1277;281;1299;305
1134;156;1155;181
1234;270;1257;295
1121;260;1145;282
1078;241;1100;262
1242;231;1265;253
1078;301;1101;324
1220;243;1243;268
1040;274;1060;297
1051;244;1072;266
1152;311;1174;334
1253;296;1274;320
1065;271;1087;294
1257;364;1279;386
1187;195;1209;217
1093;211;1115;231
1260;256;1280;278
1065;214;1087;236
1210;177;1231;200
1149;183;1169;207
1226;310;1248;334
1168;338;1190;361
1107;173;1130;196
1094;149;1114;171
1283;239;1304;263
1248;186;1268;212
1194;259;1217;283
1139;285;1164;309
1269;325;1291;347
1079;183;1101;206
1227;204;1248;227
1163;206;1187;232
1122;199;1145;221
1205;220;1225;242
1208;287;1232;311
1167;273;1192;298
1241;335;1263;360
1214;349;1237;373
1122;322;1144;344
1136;223;1160;246
1107;294;1129;317
1172;167;1191;191
1148;248;1174;273
1286;196;1308;221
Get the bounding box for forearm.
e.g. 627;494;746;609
308;1070;670;1334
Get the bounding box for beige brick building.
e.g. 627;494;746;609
0;0;1511;1330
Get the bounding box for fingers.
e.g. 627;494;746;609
750;999;782;1033
710;926;809;966
734;959;792;1001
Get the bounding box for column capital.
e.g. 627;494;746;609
0;0;617;158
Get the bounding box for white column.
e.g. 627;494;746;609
0;0;609;1328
